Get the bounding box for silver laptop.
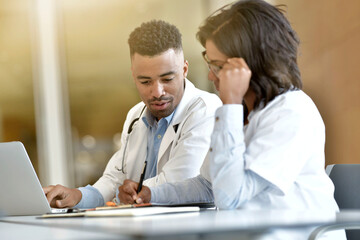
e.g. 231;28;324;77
0;141;68;216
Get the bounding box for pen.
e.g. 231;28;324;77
136;161;147;194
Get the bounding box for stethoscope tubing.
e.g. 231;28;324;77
116;105;147;174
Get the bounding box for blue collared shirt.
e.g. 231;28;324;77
142;110;175;179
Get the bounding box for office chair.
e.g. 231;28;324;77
309;164;360;240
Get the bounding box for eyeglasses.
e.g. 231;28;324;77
202;51;226;76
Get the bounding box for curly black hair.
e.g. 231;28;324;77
128;20;182;57
197;0;302;110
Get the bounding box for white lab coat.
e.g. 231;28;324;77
200;90;346;239
93;79;222;202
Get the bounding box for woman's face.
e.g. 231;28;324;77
204;40;228;91
203;39;255;111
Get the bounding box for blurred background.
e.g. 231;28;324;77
0;0;359;188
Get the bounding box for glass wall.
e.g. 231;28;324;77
0;0;233;187
0;1;38;173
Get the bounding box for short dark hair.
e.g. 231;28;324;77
128;20;183;57
197;0;302;109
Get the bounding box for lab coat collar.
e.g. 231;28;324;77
171;79;196;126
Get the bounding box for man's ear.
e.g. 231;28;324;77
183;60;189;78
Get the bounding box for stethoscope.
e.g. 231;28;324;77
115;105;147;174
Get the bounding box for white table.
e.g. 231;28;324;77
0;221;123;240
1;209;359;240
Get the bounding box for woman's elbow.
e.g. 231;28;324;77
213;190;242;210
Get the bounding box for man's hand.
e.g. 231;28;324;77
43;185;82;208
217;58;252;105
118;180;151;204
135;186;151;204
118;179;139;204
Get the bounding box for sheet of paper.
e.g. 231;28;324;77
86;206;200;217
39;206;199;218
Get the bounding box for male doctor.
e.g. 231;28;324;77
43;20;221;208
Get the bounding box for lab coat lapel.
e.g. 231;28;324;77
157;125;176;162
157;79;195;163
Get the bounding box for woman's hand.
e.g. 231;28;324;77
217;58;251;104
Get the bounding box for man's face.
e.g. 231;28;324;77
131;49;188;120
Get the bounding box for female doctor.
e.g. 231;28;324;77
135;1;345;239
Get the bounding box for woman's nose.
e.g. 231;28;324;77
208;70;217;82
